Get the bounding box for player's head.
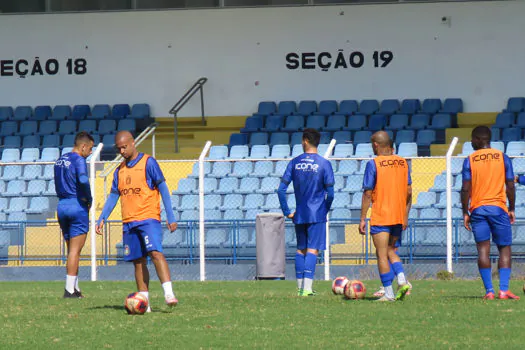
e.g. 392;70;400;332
73;131;94;158
371;131;392;156
115;131;137;161
471;126;491;150
302;128;321;152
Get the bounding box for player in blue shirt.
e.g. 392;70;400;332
54;132;94;298
277;129;335;296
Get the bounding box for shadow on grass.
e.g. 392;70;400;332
88;305;173;313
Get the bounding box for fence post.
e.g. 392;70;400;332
199;141;212;281
90;143;104;282
446;137;459;274
323;139;337;281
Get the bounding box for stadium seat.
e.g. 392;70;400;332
50;105;71;120
22;135;40;149
112;104;131;119
261;115;284;133
23;179;44;196
435;192;460;209
173;178;196;195
4;180;26;197
459;142;474;156
494;112;515;128
20;165;42;180
249;145;270;159
40;165;54;180
413;192;437;208
378;99;400;115
506;141;525;156
98;120;116;135
344;114;367;131
42;180;56;196
13;106;32;121
229;145;249;159
241;117;263;133
400;99;421;115
513;158;525;174
333;144;353;158
241;194;264;210
386;114;409;131
317;144;331;156
236;177;259;194
449;157;464;175
332;131;351;145
61;134;76;149
294;100;317;116
306;115;326;130
2;165;22;180
91;104;111;120
117;119;136;134
291;144;303;158
395;130;415;145
441;98;463;114
333;175;345;192
359;100;379;115
430;174;447;192
228;133;248;148
180;195;199;210
353;131;372;145
207;146;228;160
368;114;386;132
269;132;289;146
0;106;14;121
282;115;305;132
0;121;18;137
34;106;52;121
253;161;274;177
343;174;363;193
505;97;525;113
210;162;232;178
318;100;338;116
130;104;150;118
409;114;430;130
0;198;7;212
339;100;358;115
257;101;277;116
491;127;501;141
429;113;452;129
323;114;347;132
78;120;98;134
18;121;38;136
514;112;525;128
502;128;521;143
276;101;296;116
492;141;505;152
40;148;59;162
220;194;243;211
337;160;358;175
397;143;418;157
330;208;351;220
21;148;40;162
416;130;436;146
71;105;91;120
421;99;442;115
4;198;28;213
261;194;280;210
57;120;77;135
1;148;20;162
353;144;373;158
230;162;252;178
180;209;198;221
348;192;363;209
61;147;73;155
269;145;290;159
204;191;221;209
290;132;303;146
8;211;27;223
419;208;441;219
38;120;57;135
3;136;21;149
0;180;5;193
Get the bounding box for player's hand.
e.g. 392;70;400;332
95;220;104;235
287;212;295;219
463;214;471;231
358;219;366;235
509;211;516;225
167;222;178;232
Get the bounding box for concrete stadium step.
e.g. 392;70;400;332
446;127;473;145
457;112;498;128
430;144;461;156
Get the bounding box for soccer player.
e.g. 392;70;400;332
277;128;335;296
461;126;519;300
359;131;411;302
54;131;95;298
96;131;179;309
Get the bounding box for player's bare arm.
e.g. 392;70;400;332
461;180;472;231
404;185;412;231
359;190;372;235
506;178;516;224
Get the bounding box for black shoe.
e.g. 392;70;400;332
74;289;85;298
63;289;80;298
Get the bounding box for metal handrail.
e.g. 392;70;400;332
169;77;208;153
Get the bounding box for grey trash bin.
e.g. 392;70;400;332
256;212;286;280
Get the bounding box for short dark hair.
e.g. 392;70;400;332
74;131;95;147
472;126;491;141
302;128;321;148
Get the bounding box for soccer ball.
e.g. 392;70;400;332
343;280;366;300
124;292;148;315
332;276;350;295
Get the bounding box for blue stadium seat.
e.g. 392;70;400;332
506;141;525;156
429;113;452;129
241;194;265;210
78;120;97;134
514;112;525;128
294;100;317;116
289;132;302;146
323;114;347;132
224;209;244;221
419;208;441;219
0;121;18;137
379;99;400;115
4;180;25;197
409;114;430;130
56;120;77;135
18;121;38;136
513;158;525;174
261;194;280;210
450;157;464;175
344;115;367;131
180;195;199;210
368;114;386;132
397;143;418;157
2;149;20;162
220;194;243;211
353;131;372;145
337;160;358;175
0;198;7;212
61;147;73;155
229;145;249;159
333;175;345;192
2;166;22;180
270;145;291;159
320;132;331;145
5;198;28;213
3;136;21;148
441;98;463;114
331;208;351;219
202;178;218;194
359;100;379;115
435;192;460;209
494;112;515;128
34;106;52;121
71;105;90;120
38;120;57;135
228;133;248;148
282;115;305;132
236;177;259;194
421;99;442;115
492;141;505;152
276;101;296;116
269;132;289;146
291;144;303;158
42;180;56;196
416;130;436;146
112;104;131;118
333;131;351;145
26;197;50;215
395;130;415;145
21;148;40;162
502;128;521;143
459;142;474;156
339;100;358;115
180;210;198;221
8;211;27;223
13;106;32;121
40;165;54;180
130;104;150;118
208;146;228;160
41;148;60;161
317;144;331;157
306;115;326;130
348;192;363;210
353;144;373;158
253;161;274;177
505;97;525;113
22;135;40;149
0;180;5;193
241;117;263;133
61;134;76;149
257;101;277;116
343;174;363;193
318;100;338;116
98;120;116;135
249;145;270;159
210;162;232;178
413;192;437;209
386;114;409;131
333;144;353;158
117;119;136;134
491;127;501;141
50;105;71;120
230;162;252;178
91;104;111;120
261;115;284;133
173;178;196;195
42;134;60;149
430;174;447;192
0;106;14;121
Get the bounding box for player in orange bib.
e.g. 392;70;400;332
359;131;412;302
96;131;179;310
461;126;519;300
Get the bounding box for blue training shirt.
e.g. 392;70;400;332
362;160;412;190
280;153;335;224
54;152;92;206
110;153;166;194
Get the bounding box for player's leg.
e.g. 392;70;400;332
388;227;409;300
58;204;81;298
295;224;307;294
301;222;324;296
371;227;395;301
123;226;151;305
67;207;89;297
471;213;494;299
66;233;87;293
133;257;150;292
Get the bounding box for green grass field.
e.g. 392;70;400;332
1;280;525;349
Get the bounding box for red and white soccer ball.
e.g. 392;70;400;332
124;292;148;315
332;276;350;295
343;280;366;300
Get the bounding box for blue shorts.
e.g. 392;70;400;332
370;225;403;238
471;207;512;246
57;199;89;241
295;222;326;251
123;219;164;262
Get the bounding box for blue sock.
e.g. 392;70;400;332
379;270;395;287
391;262;405;276
389;261;396;276
479;268;494;294
499;268;511;292
295;253;305;280
303;252;317;280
